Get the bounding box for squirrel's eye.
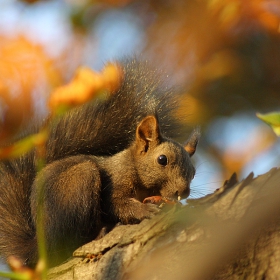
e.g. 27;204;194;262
157;155;168;166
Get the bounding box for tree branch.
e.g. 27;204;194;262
48;168;280;279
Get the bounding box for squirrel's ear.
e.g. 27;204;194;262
136;115;160;153
185;128;200;157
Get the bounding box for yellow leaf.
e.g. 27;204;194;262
0;130;48;159
257;112;280;136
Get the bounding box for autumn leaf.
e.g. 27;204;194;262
198;50;241;81
0;129;48;160
208;0;280;33
0;35;61;143
48;63;123;114
256;112;280;136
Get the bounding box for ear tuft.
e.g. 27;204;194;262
185;127;200;157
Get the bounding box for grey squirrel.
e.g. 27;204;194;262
0;60;199;268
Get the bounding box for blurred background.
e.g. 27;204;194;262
0;0;280;198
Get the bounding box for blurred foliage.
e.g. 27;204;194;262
0;62;122;159
0;36;61;143
49;63;122;114
257;111;280;135
0;129;48;159
0;0;280;186
0;255;40;280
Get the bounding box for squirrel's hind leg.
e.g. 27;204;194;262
30;155;102;267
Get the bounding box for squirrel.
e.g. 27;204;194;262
0;60;199;268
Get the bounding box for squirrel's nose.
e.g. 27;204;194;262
177;188;190;200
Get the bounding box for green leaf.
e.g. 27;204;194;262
0;129;48;159
256;112;280;136
0;271;31;280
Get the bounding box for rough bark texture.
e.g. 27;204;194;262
48;168;280;279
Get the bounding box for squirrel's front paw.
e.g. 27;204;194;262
118;199;160;224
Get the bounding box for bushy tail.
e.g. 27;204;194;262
46;59;182;162
0;153;38;266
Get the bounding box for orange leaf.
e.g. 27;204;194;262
48;63;123;114
0;35;60;143
208;0;280;33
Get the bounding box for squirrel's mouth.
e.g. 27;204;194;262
142;194;183;205
162;191;189;202
165;193;182;201
137;188;188;203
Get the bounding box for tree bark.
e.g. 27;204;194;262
48;168;280;279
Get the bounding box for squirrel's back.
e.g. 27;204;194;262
46;60;181;162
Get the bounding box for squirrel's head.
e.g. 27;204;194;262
132;115;199;203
